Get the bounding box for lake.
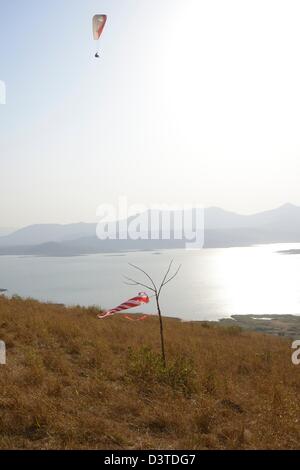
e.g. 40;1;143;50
0;243;300;321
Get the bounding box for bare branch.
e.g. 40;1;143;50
123;275;156;292
158;260;174;296
123;280;138;286
128;263;157;292
159;264;182;292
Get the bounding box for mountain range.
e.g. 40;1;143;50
0;203;299;256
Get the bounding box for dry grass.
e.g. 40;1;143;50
0;295;299;450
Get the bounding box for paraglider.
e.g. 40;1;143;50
93;14;107;58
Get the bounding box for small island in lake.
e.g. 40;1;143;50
277;249;300;255
219;314;300;339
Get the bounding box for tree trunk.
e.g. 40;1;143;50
156;295;166;367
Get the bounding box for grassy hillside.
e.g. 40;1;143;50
0;295;299;450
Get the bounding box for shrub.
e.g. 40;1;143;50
127;346;195;395
222;325;243;336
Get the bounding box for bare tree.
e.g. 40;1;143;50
124;260;181;367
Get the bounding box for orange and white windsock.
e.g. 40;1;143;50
97;292;150;319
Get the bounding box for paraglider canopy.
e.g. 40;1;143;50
93;14;107;41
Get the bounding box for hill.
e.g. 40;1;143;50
0;223;96;247
0;203;300;255
0;296;299;450
0;228;16;237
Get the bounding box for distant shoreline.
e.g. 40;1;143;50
171;313;300;339
277;249;300;255
1;243;300;258
217;314;300;339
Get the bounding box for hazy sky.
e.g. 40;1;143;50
1;0;300;227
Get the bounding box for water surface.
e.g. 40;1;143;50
0;243;300;320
